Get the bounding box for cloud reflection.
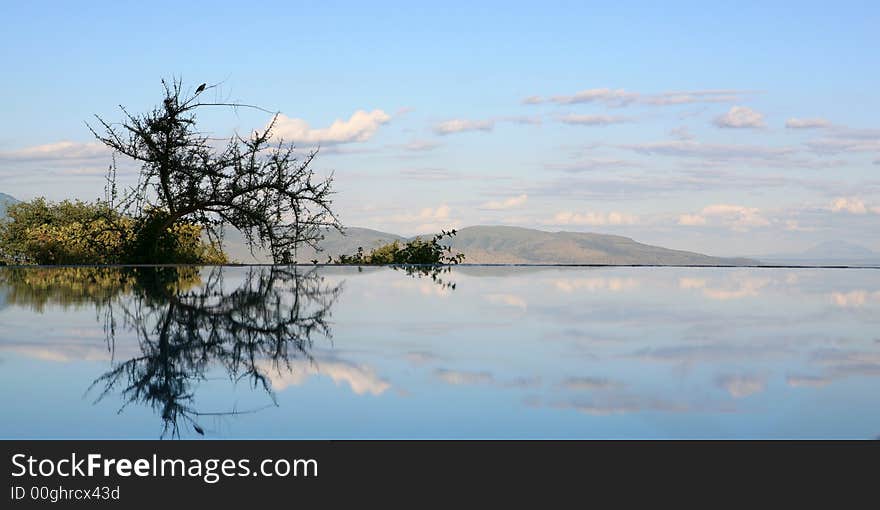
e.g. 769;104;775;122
829;290;880;308
434;369;494;385
552;277;639;293
716;374;767;398
559;377;622;391
259;357;391;396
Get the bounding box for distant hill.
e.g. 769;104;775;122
801;240;876;260
223;225;755;266
0;192;18;218
758;241;880;266
222;227;404;264
447;226;754;265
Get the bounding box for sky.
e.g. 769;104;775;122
1;1;879;256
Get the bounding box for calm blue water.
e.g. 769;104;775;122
1;265;878;439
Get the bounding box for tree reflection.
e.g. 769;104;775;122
96;266;341;437
396;265;458;291
0;263;458;438
0;265;341;437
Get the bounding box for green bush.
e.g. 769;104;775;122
0;198;227;265
335;229;464;265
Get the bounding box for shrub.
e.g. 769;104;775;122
0;198;227;265
335;229;464;265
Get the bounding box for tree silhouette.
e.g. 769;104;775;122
89;79;341;263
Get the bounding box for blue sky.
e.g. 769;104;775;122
1;1;879;255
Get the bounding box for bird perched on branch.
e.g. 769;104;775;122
195;83;206;94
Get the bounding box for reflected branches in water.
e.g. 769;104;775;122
0;265;341;437
90;266;342;437
0;264;457;437
356;264;458;291
0;266;204;355
398;265;458;290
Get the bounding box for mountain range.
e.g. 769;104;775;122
757;241;880;266
0;192;18;218
222;225;756;265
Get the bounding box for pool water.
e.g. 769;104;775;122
1;265;878;439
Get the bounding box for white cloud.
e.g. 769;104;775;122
400;140;440;152
499;115;543;125
785;117;831;129
669;126;694;140
679;204;769;231
620;139;840;170
433;119;494;135
548;211;638;226
703;204;770;228
642;89;749;106
0;141;109;162
398;168;511;182
713;106;765;129
701;204;756;216
806;128;880;154
270;109;391;144
401;204;450;221
620;140;793;161
809;139;880;154
524;88;751;108
481;194;528;210
830;197;867;214
784;219;815;232
521;95;545;105
829;197;880;214
558;114;628;126
545;158;641;173
677;214;707;226
399;168;461;181
549;88;638;107
386;204;459;233
431;115;539;135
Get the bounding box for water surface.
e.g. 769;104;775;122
1;265;878;439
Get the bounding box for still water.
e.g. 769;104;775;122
0;265;878;439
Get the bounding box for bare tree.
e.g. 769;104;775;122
89;78;340;263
